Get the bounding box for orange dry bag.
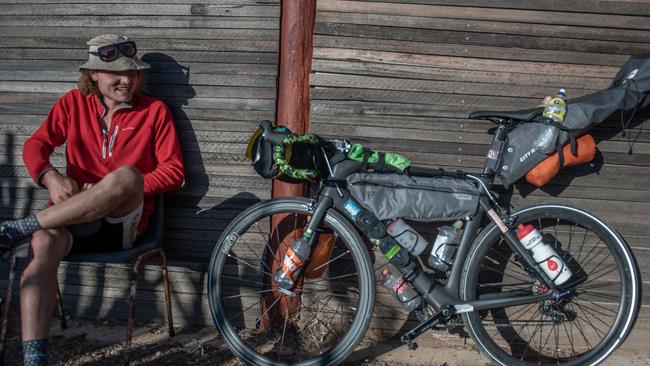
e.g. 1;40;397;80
525;134;597;187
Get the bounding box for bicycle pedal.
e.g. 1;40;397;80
407;341;418;350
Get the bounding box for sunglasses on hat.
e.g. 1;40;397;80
89;41;137;62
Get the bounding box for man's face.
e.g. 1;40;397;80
92;70;140;106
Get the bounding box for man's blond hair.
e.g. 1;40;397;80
78;69;145;96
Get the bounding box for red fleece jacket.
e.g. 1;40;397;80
23;89;185;234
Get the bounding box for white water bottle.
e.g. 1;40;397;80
386;218;428;256
517;224;572;286
428;220;464;272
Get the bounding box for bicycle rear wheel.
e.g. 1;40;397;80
461;205;641;366
208;198;375;366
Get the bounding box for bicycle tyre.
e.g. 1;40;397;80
460;204;641;366
208;197;375;366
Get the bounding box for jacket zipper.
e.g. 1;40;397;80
101;124;119;159
101;127;108;159
108;124;119;157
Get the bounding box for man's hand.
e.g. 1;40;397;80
41;169;80;204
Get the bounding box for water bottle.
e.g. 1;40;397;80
517;224;572;286
543;88;567;123
536;88;567;154
428;220;463;272
273;233;312;292
381;264;422;312
386;218;428;256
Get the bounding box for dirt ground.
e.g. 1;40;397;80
2;317;648;365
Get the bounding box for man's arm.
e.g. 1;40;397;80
41;169;80;204
143;102;185;196
23;95;80;203
23;98;68;186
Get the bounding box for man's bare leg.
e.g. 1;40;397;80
20;229;71;342
35;166;144;228
18;166;144;364
0;166;144;249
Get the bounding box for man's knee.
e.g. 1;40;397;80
29;229;70;263
104;166;144;198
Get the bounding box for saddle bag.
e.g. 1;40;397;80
346;173;480;222
498;54;650;187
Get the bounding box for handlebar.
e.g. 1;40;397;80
272;133;322;181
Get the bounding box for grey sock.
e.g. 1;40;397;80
23;338;48;366
1;214;41;241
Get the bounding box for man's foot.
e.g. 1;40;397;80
0;223;28;254
0;215;41;254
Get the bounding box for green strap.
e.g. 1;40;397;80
272;133;321;180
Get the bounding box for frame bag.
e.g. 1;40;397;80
346;173;480;222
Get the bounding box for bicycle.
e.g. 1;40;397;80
207;111;641;366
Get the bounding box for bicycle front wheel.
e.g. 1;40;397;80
461;205;641;366
208;198;375;366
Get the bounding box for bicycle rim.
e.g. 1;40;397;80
461;205;640;366
208;198;374;366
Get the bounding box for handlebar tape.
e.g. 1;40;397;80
272;133;321;180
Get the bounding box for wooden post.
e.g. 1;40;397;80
273;0;316;200
261;0;317;330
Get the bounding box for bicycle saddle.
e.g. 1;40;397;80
469;107;542;121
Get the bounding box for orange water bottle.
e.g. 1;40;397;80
273;233;312;293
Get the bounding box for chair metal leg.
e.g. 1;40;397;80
160;250;175;337
124;261;139;366
55;282;67;330
0;255;19;365
123;248;175;365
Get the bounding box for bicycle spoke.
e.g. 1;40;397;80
571;302;615;330
307;247;349;274
280;299;289;358
517;309;545;361
226;252;273;278
224;288;275;300
252;219;282;268
297;303;325;354
562;320;577;358
465;207;637;365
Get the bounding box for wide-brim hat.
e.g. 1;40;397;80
79;34;150;71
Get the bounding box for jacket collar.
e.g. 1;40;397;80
94;94;135;119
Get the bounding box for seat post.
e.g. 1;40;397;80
482;124;509;176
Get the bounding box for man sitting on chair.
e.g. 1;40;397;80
0;34;184;365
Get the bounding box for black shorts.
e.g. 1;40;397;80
66;203;143;254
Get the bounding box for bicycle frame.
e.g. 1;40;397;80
303;123;563;319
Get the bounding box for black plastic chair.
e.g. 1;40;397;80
0;195;174;365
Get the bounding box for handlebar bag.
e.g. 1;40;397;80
346;173;480;222
246;121;325;182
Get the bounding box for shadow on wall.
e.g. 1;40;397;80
140;52;207;207
0;133;36;221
